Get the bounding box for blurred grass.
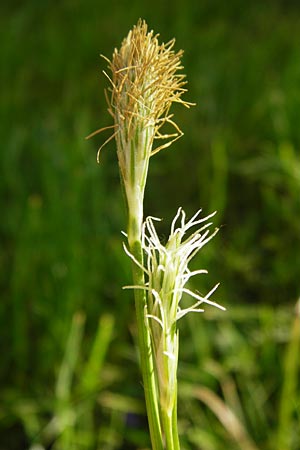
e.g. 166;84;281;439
1;0;300;449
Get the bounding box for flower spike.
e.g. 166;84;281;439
124;208;225;416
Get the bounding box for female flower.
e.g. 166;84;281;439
124;208;225;417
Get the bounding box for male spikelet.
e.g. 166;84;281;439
95;19;192;241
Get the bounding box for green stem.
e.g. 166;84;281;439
161;402;180;450
172;389;180;450
162;411;180;450
128;213;164;450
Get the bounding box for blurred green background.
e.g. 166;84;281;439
1;0;300;449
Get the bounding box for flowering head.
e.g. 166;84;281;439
93;20;192;237
108;19;189;151
124;208;225;413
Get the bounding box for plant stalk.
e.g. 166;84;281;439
127;210;164;450
161;390;180;450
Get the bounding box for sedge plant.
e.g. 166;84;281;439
89;19;225;449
